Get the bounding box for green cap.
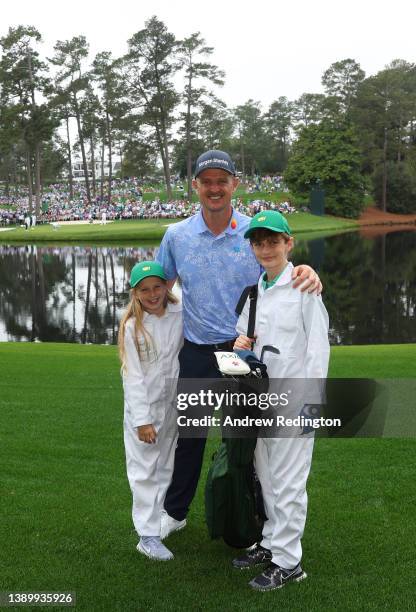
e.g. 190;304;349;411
130;261;167;288
244;210;292;239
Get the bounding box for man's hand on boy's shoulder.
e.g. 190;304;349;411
291;265;322;294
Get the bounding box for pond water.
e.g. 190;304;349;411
0;229;415;345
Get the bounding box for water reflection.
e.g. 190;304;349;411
295;231;416;344
0;245;157;344
0;230;415;345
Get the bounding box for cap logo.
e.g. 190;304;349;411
258;216;266;222
142;266;151;271
198;157;229;170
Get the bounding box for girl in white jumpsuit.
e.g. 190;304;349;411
118;261;183;561
233;211;330;591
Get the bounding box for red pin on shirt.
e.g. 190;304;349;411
231;218;237;230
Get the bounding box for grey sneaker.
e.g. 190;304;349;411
137;536;174;561
160;510;187;540
232;543;272;569
249;562;307;591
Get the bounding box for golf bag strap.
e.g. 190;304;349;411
235;284;258;338
235;286;252;316
247;285;258;339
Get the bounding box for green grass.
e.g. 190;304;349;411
233;188;293;204
0;213;358;244
328;344;416;378
0;342;415;610
142;189;191;202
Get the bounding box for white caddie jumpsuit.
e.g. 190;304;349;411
123;301;183;536
236;262;330;569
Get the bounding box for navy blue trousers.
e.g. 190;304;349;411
164;341;222;521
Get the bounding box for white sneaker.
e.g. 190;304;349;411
137;536;174;561
160;510;187;540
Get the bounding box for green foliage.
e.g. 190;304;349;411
352;61;416;211
322;58;365;113
284;119;366;218
232;100;268;176
1;20;416;214
265;97;293;167
122;139;159;177
293;92;326;128
373;161;416;213
177;32;225;195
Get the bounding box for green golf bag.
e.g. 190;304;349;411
205;437;265;548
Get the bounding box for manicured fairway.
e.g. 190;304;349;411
0;343;415;611
0;213;358;243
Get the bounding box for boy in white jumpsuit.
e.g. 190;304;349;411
233;210;330;591
119;261;183;560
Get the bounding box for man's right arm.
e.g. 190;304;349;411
156;229;178;287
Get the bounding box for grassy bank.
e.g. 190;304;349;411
0;342;415;611
0;212;358;243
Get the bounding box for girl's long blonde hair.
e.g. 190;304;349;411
118;283;178;373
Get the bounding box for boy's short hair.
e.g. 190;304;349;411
249;228;292;244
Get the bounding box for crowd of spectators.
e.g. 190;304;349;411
0;176;298;227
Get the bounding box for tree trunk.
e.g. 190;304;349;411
35;143;41;216
185;70;193;203
95;249;98;311
66;116;74;200
160;129;172;199
100;139;105;202
82;253;92;344
153;69;173;199
155;123;172;199
30;246;37;340
106;111;112;206
382;127;388;213
26;150;33;214
109;253;116;344
73;92;91;204
240;141;246;185
90;136;96;198
102;253;110;311
119;141;123;176
72;253;76;341
155;92;172;199
397;117;402;163
12;155;17;198
27;48;41;216
37;250;46;333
